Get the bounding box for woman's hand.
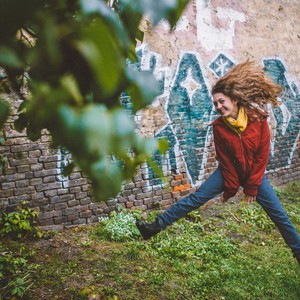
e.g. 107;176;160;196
244;195;256;204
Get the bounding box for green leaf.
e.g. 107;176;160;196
14;113;28;132
90;158;123;201
60;74;84;105
62;162;75;177
75;17;125;100
26;123;41;141
0;100;10;128
80;0;130;51
139;0;189;27
0;47;24;69
158;139;169;154
126;64;161;112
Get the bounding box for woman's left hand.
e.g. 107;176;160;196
245;195;256;204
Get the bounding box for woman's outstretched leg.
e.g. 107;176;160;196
256;175;300;263
136;168;224;239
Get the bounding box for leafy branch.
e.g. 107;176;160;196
0;0;189;201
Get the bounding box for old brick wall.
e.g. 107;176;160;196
1;0;299;229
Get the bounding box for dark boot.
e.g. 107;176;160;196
136;218;162;240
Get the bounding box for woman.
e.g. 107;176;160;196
136;61;300;265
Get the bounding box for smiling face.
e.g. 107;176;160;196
212;93;239;119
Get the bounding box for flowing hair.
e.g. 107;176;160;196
211;60;282;118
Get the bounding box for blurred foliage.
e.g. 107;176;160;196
0;0;189;201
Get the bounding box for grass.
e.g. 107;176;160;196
1;181;300;299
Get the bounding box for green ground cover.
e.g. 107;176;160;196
1;182;300;299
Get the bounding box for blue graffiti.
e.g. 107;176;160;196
264;59;300;169
165;53;212;182
137;50;300;185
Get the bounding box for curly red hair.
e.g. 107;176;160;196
212;60;282;117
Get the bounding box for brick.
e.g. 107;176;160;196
67;214;78;222
36;182;62;192
43;176;56;183
143;198;153;205
69;172;82;180
68;179;88;187
40;205;53;213
49;194;74;204
10;158;38;166
122;190;132;196
0;199;9;206
68;200;79;207
180;190;190;196
44;162;58;169
30;164;43;171
15;180;29;188
117;197;127;203
31;199;49;207
34;169;58;177
44;188;58;197
1;182;15;190
25;172;34;179
38;219;54;226
81;185;91;192
5;173;26;181
72;219;87;225
69;187;81;194
53;216;67;225
88;203;98;210
107;199;117;206
54;203;68;210
0;190;14;198
28;150;42;158
80;210;92;218
38;155;59;163
30;178;43;185
133;200;143;206
39;211;62;220
57;189;69;195
5;130;26;138
126;202;134;208
64;207;78;215
41;135;52;142
14;186;35;196
124;182;135;190
17;165;30;173
132;188;142;195
80;198;91;205
75;192;87;200
153;196;162;202
9;194;31;204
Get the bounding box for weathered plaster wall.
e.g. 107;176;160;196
1;0;299;229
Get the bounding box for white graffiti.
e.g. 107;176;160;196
159;15;190;32
196;0;245;51
278;101;291;135
180;68;202;105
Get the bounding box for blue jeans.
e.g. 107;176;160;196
158;168;300;256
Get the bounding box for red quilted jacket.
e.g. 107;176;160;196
211;115;270;199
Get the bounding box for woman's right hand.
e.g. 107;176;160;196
244;195;256;204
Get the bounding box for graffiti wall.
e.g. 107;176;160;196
135;0;300;188
132;47;300;187
1;0;299;229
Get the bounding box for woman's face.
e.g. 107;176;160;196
212;93;239;119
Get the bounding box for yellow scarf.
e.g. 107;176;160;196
223;106;248;135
